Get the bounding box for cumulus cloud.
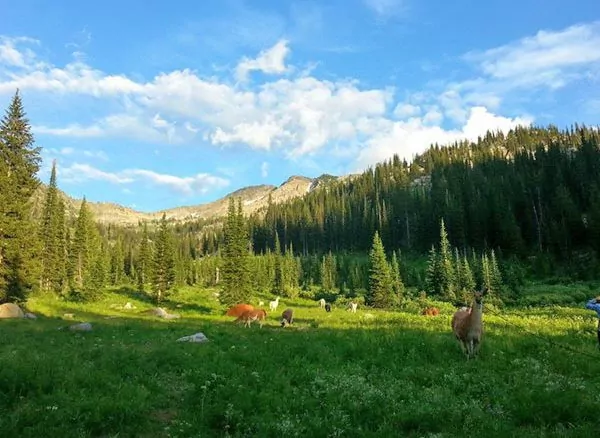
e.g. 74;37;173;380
235;39;291;81
261;162;269;178
57;163;229;196
354;106;532;170
1;22;598;173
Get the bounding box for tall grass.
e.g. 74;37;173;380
1;286;599;437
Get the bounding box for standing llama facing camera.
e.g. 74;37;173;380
451;287;487;359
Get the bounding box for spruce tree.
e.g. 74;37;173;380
69;198;103;300
0;90;42;302
219;198;251;306
283;243;299;298
137;222;152;292
367;231;394;308
39;160;67;295
425;245;441;296
389;250;405;302
109;237;126;286
320;251;337;292
271;231;284;295
438;219;456;301
151;214;176;304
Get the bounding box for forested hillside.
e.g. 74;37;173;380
2;89;600;307
250;125;600;266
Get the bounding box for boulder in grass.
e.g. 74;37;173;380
69;322;93;332
144;307;180;319
176;332;209;343
0;303;25;319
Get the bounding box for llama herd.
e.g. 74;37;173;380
226;296;360;329
225;289;488;360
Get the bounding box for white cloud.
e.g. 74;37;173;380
235;39;291;81
58;163;230;196
34;112;180;143
363;0;406;18
393;103;420;118
355;107;532;170
60;163;134;184
261;162;269;178
1;22;598;174
125;169;229;195
464;21;600;89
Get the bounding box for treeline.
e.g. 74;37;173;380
247;125;600;278
0;91;596;307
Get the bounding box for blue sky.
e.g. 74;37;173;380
1;0;599;212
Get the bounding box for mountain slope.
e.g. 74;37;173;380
33;173;356;226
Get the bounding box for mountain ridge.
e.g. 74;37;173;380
33;173;359;226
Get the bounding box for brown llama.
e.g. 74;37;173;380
235;309;268;328
421;306;440;316
226;303;255;317
451;287;487;359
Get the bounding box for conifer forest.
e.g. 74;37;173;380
2;90;600;308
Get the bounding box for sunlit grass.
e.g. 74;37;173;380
1;286;599;437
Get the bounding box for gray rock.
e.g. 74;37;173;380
176;332;208;343
69;322;92;332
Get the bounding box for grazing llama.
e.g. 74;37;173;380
451;288;487;359
422;306;440;316
235;309;268;328
281;308;294;327
347;302;358;313
325;303;332;312
269;297;280;312
318;298;326;309
226;303;254;318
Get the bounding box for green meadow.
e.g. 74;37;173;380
1;287;600;438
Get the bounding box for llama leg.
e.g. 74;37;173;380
473;338;481;357
466;340;474;359
458;339;467;356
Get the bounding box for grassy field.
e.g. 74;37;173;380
1;287;600;437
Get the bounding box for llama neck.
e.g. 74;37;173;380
469;301;483;326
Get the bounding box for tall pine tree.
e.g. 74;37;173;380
151;214;176;304
219;198;251;306
39;160;67;295
0;90;42;303
69;198;103;300
367;231;394;308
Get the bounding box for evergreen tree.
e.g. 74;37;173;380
219;198;251;306
0;90;42;302
271;231;284;295
69;198;103;299
151;213;176;303
389;250;405;302
283;243;299;298
109;237;126;286
137;223;152;292
39;160;67;295
425;245;441;296
438;219;456;301
320;251;337;292
367;231;394;308
457;254;476;304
